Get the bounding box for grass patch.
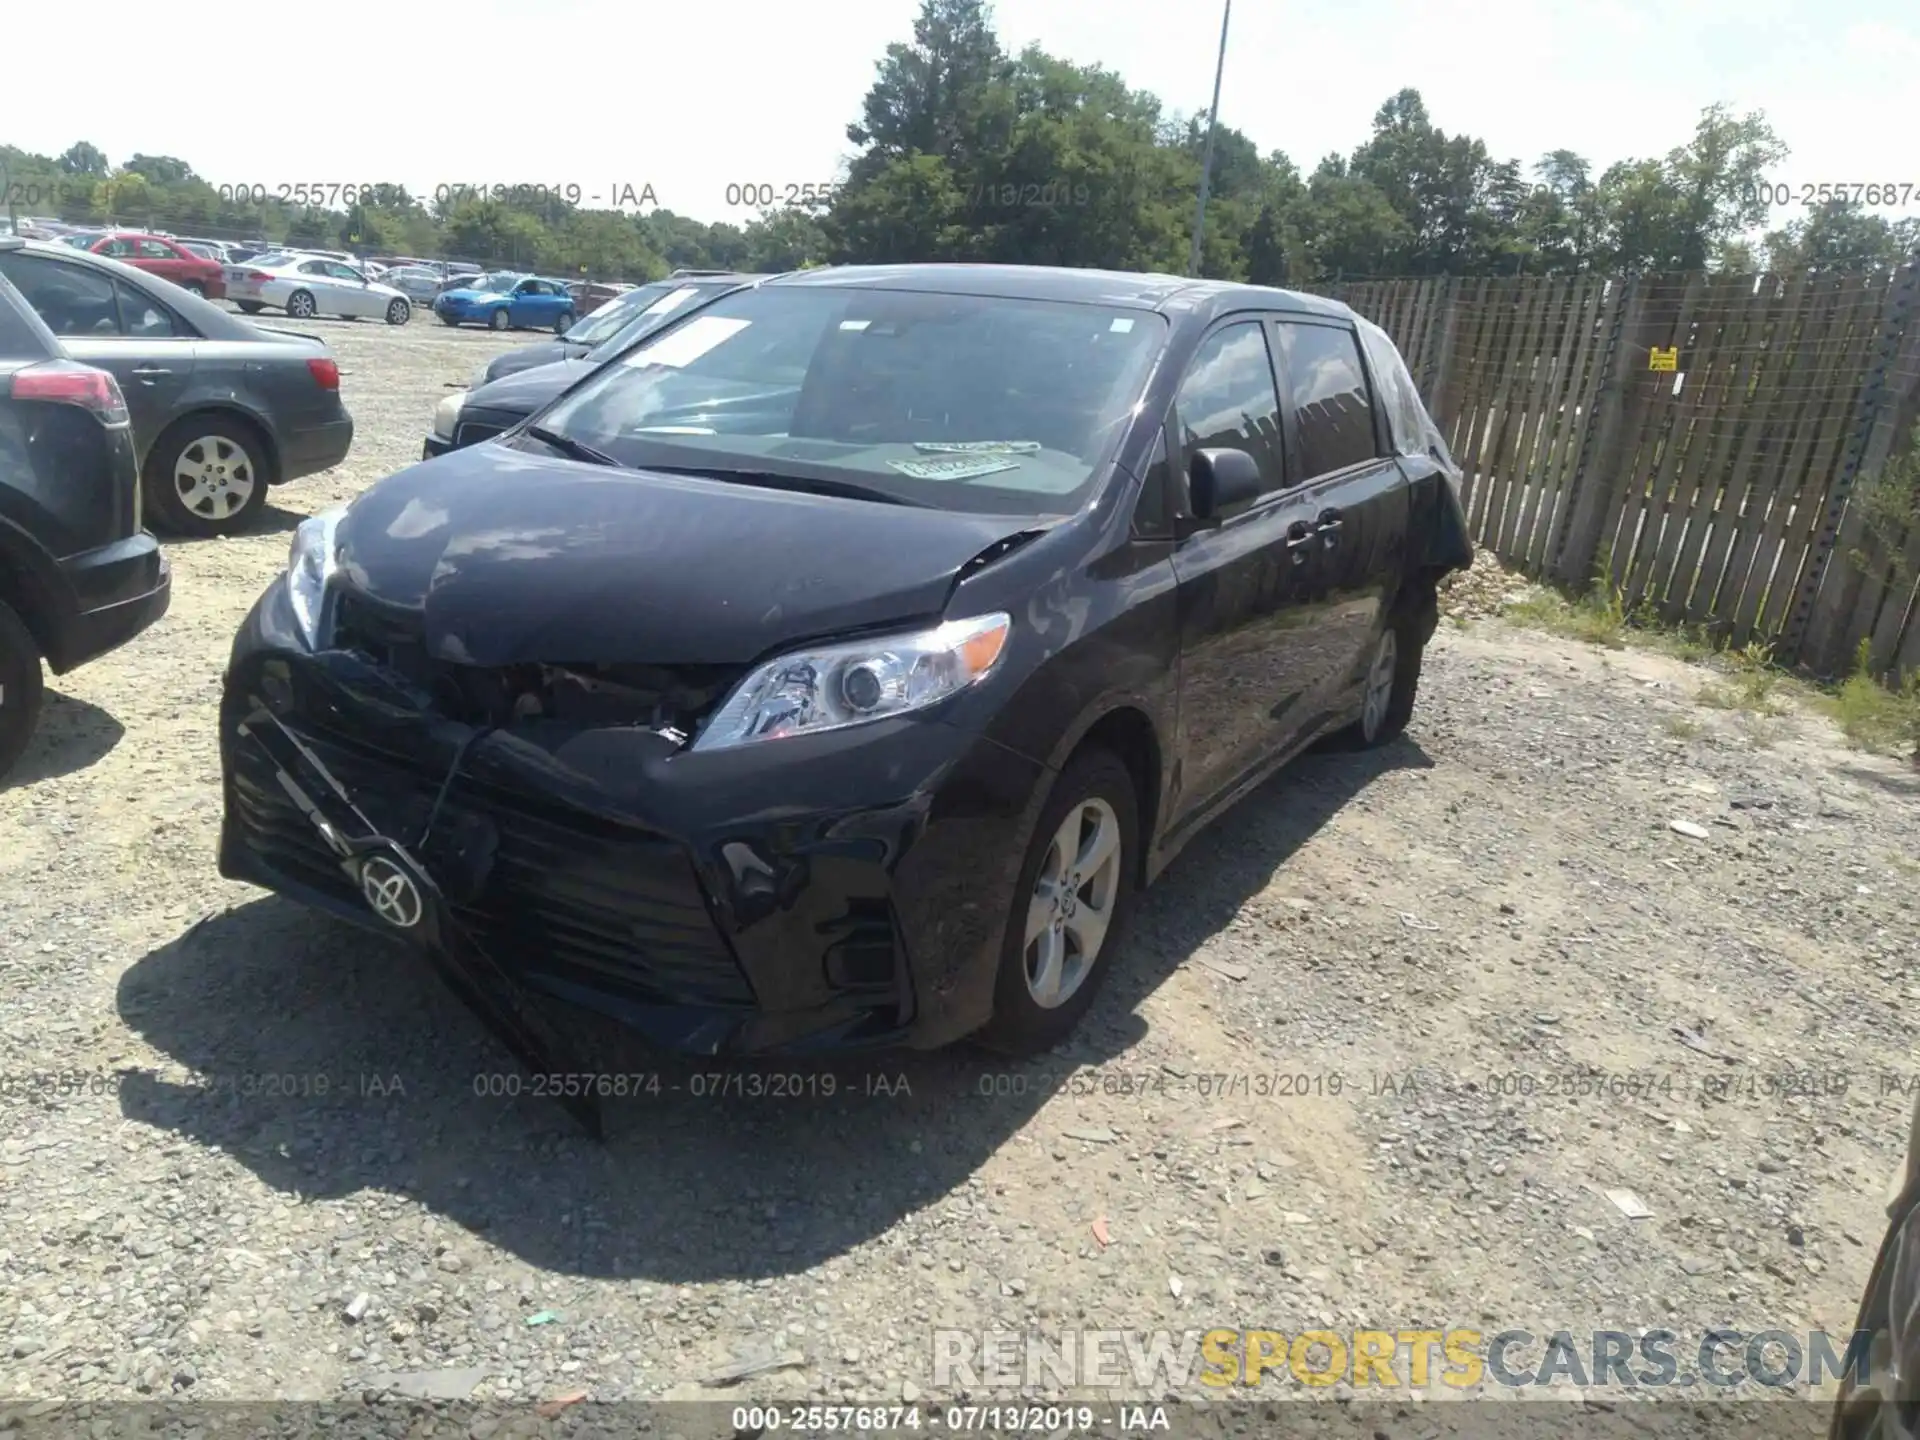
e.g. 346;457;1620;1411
1505;583;1628;648
1695;642;1791;716
1663;714;1703;738
1818;640;1920;757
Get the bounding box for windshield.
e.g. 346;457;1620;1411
470;271;521;293
534;284;1167;516
565;281;703;346
581;285;727;361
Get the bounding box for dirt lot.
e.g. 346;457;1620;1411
2;312;1919;1417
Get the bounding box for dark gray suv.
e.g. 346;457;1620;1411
0;237;354;537
0;268;170;779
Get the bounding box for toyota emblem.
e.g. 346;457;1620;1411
359;855;424;929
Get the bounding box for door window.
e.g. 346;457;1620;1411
1172;320;1286;496
97;237;135;258
115;281;178;336
135;239;177;260
1271;321;1381;481
0;253;122;336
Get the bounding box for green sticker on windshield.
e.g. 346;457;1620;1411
913;441;1042;454
888;457;1022;482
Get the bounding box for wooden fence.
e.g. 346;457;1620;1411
1315;262;1920;680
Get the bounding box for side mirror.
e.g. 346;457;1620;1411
1186;447;1264;524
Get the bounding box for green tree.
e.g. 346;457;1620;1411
58;142;109;176
1765;200;1920;273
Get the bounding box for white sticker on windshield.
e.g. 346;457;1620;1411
913;441;1041;454
1109;317;1134;333
888;457;1021;482
642;285;701;317
623;316;753;368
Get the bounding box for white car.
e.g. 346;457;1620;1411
225;252;414;324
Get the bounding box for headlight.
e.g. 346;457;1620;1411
432;391;465;440
468;361;492;389
693;613;1011;752
285;506;345;648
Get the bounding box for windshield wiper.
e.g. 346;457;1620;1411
523;425;619;467
638;464;929;508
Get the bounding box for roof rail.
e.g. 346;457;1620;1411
667;268;730;278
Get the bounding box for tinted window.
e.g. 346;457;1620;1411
1173;321;1285;494
116;281;178;337
0;282;47;358
1356;317;1447;462
1272;321;1380;479
98;237;134;257
0;253;121;336
135;239;176;260
539;284;1167;517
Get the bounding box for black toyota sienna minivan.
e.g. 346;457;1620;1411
217;263;1471;1118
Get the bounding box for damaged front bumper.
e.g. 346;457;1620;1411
216;583;1048;1100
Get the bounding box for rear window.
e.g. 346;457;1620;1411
0;278;50;358
1356;316;1453;465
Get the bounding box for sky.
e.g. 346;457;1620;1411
5;0;1915;230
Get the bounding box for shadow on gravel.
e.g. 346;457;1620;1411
2;690;124;790
161;503;308;545
109;736;1423;1282
1110;735;1435;1019
1836;762;1920;798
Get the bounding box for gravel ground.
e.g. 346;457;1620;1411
2;310;1918;1421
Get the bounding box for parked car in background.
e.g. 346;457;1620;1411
0;265;170;779
381;266;446;303
224;253;414;325
222;263;1474;1131
80;232;228;300
0;237;354;537
566;280;634;312
470;272;765;388
433;272;575;332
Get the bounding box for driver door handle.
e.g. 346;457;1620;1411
1316;507;1344;547
1286;519;1314;565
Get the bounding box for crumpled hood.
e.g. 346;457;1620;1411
464;358;594;416
330;444;1045;667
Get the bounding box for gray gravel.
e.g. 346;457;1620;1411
1;310;1917;1415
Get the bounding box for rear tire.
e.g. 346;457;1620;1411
553;310;574;335
0;599;46;783
977;748;1140;1056
143;416;271;538
182;281;206;298
1335;584;1433;749
286;290;316;319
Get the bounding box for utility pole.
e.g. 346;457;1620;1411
1187;0;1233;276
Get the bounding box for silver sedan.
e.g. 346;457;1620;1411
381;265;449;303
224;252;414;324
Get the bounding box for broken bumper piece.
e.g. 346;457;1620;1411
216;592;1048;1126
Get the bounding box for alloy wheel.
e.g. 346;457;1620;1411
1362;629;1398;743
288;291;315;318
173;435;256;521
1022;797;1122;1009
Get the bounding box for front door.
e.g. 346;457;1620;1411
1167;317;1326;829
1267;317;1412;734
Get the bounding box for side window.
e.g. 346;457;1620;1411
1271;321;1382;480
0;254;122;336
0;283;46;358
1130;428;1174;541
299;261;329;275
115;281;177;337
98;237;134;258
136;239;176;260
1172;320;1286;495
327;263;362;281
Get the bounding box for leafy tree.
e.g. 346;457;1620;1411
58;142;109;176
1765;200;1920;274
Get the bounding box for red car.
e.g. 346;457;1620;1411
85;232;227;300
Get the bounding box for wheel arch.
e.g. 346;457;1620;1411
0;518;71;665
1049;703;1165;887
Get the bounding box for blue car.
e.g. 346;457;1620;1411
432;271;577;333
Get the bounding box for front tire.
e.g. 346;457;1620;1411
144;417;270;538
286;290;316;319
0;598;45;783
489;309;511;331
439;314;461;327
977;749;1140;1056
386;298;411;326
236;301;264;314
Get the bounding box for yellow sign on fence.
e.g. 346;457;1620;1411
1648;346;1679;372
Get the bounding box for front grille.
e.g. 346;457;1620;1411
229;728;755;1007
454;420;506;447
